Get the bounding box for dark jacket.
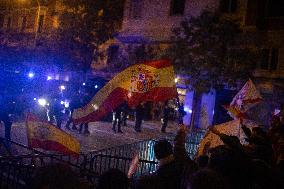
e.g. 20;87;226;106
155;160;184;189
135;104;144;120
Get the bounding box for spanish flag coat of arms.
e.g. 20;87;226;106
73;59;177;124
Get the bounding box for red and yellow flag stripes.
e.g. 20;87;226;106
26;114;80;157
73;59;177;124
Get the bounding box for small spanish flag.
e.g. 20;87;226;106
26;113;80;157
73;59;177;124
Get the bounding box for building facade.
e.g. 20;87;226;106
0;0;62;48
93;0;284;128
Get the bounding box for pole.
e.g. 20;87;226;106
34;0;40;47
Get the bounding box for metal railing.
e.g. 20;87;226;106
0;154;89;189
86;130;205;161
0;130;205;188
86;154;158;178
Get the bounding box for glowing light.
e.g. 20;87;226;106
28;72;34;78
33;98;37;101
38;98;47;106
92;104;98;110
60;85;66;90
83;83;86;86
174;78;178;83
47;76;52;80
184;106;192;114
60;101;64;105
95;85;98;89
64;101;69;108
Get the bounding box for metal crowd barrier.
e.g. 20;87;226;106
86;130;205;161
86;154;158;178
0;130;205;188
0;154;89;189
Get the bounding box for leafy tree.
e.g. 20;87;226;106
162;10;257;128
55;0;125;71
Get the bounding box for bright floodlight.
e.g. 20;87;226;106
184;106;192;114
38;98;47;106
83;82;86;86
33;98;37;101
28;72;34;78
47;76;52;80
174;78;178;83
95;85;98;89
60;101;64;105
60;85;66;90
64;101;69;108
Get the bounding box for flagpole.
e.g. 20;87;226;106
189;110;194;133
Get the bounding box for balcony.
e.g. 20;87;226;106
253;69;284;79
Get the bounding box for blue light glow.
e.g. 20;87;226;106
184;106;192;114
38;98;47;106
95;85;98;89
28;72;34;78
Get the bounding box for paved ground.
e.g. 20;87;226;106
0;120;179;153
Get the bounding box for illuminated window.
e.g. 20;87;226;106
37;15;44;33
21;16;27;32
6;16;12;30
170;0;185;16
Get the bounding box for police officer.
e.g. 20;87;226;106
121;102;128;127
49;98;64;129
112;107;123;133
79;93;91;135
161;101;170;133
135;103;144;132
0;96;12;150
65;93;81;130
178;103;186;124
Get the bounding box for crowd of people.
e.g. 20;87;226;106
111;101;185;134
27;105;284;189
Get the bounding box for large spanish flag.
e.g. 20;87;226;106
73;59;177;124
26;114;80;157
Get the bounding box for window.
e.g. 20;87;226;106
6;17;12;30
37;15;44;33
267;0;284;17
129;0;142;19
245;0;258;26
0;14;4;29
170;0;186;16
219;0;237;13
21;16;27;32
270;48;279;70
260;48;279;70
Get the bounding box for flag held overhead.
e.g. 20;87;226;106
73;59;177;124
26;113;80;157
